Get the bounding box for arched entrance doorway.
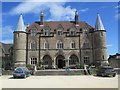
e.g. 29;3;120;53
56;55;65;68
69;54;79;65
43;55;52;68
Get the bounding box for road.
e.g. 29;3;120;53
0;75;118;88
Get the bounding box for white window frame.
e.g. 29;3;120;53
44;30;50;36
44;42;49;49
71;42;76;49
31;57;37;65
31;29;36;36
84;56;90;64
57;30;63;35
57;42;64;49
30;43;37;50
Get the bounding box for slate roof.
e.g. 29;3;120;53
16;14;25;31
26;21;94;32
95;14;105;30
0;42;13;55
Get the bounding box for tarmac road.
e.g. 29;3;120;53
0;75;118;88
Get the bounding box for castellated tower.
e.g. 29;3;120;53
93;13;108;66
13;14;26;67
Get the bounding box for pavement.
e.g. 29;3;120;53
0;75;118;88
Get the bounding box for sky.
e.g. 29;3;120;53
1;1;119;56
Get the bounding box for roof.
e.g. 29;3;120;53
16;14;25;31
26;21;94;32
0;42;13;55
108;53;120;60
95;14;105;30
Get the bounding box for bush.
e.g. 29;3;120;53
75;64;84;69
26;64;31;69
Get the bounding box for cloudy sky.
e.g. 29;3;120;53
1;1;119;56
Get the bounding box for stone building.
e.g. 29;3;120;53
13;11;108;68
108;53;120;68
0;42;13;69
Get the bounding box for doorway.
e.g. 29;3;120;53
58;59;65;68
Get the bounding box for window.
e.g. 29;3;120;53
100;32;104;36
57;42;64;49
44;30;50;36
84;56;90;64
70;30;75;36
30;29;36;36
102;55;104;60
71;42;76;49
83;42;89;48
57;30;63;35
44;43;49;49
31;58;37;65
30;43;37;50
16;33;19;38
44;61;48;65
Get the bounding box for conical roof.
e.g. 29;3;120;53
95;13;105;30
16;14;25;31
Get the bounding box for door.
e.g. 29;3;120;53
58;59;65;68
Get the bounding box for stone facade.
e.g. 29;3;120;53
13;12;108;68
0;42;13;70
108;53;120;68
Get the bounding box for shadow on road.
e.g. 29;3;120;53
9;77;26;79
93;75;115;78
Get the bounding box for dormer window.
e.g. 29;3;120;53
30;29;36;36
69;26;76;36
44;30;50;36
70;30;75;36
57;30;63;35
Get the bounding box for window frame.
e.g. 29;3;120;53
44;30;50;36
57;30;63;36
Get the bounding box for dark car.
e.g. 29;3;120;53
96;66;116;77
13;67;31;78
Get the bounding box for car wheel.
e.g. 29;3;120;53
113;74;116;77
13;76;16;79
101;74;104;77
24;75;26;78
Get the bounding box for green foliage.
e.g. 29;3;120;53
75;64;84;69
26;64;31;69
39;59;44;63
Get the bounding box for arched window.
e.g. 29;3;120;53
57;41;64;49
44;42;49;49
31;57;37;65
71;42;76;49
30;43;37;50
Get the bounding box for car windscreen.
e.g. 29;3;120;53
15;68;23;71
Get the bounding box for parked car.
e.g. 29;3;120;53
13;67;31;78
96;66;116;77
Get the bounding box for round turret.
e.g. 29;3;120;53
93;14;108;66
13;14;26;67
